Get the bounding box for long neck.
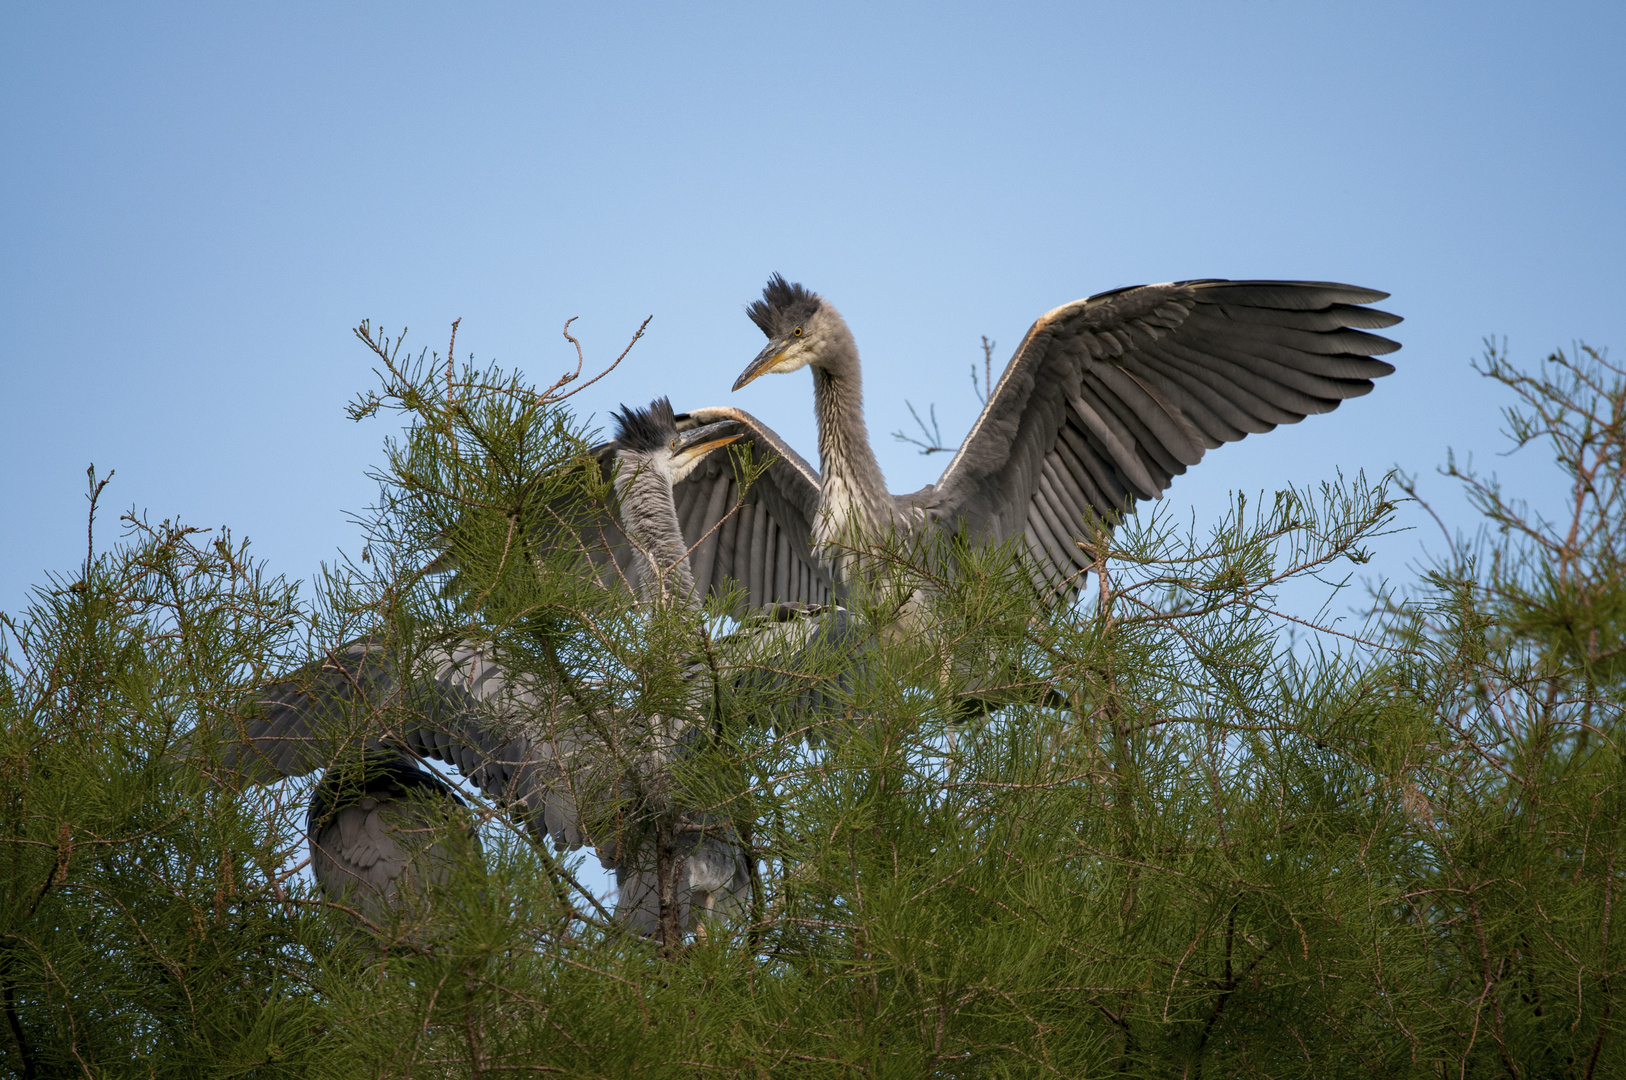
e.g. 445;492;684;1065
811;330;891;528
615;461;698;607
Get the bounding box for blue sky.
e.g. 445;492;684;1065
4;2;1624;619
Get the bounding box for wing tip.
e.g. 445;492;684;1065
1189;279;1394;308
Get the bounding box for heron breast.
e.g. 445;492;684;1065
813;476;861;557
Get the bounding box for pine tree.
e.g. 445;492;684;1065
2;328;1620;1077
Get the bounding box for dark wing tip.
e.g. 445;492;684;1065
1186;279;1392;309
1331;304;1403;331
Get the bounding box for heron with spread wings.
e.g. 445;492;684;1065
635;275;1400;613
225;403;762;940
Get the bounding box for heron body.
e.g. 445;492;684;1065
635;274;1401;615
596;398;758;935
224;404;759;938
305;755;481;938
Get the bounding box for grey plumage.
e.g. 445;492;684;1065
222;403;787;938
223;637;595;851
580;404;832;614
621;275;1401;607
581;399;867;926
595;399;756;931
305;755;482;938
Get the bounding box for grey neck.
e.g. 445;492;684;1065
614;459;698;607
811;342;892;528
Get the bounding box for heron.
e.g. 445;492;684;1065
646;275;1401;613
222;403;759;940
303;754;482;940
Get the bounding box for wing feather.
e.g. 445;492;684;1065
678;476;713;545
1207;300;1401;333
775;530;791;601
1022;524;1062;593
1038;456;1093;538
931;279;1400;599
1050;423;1114;518
1140;340;1307;424
1189;280;1389;309
667;407;831;612
690;475;733;592
1058;417;1134;513
1181;334;1382;404
733;499;752;598
1123;351;1258;442
1186;310;1400;360
567;406;828;614
223;639;597;854
1026;496;1074;578
1092;366;1207;467
1181;314;1397;383
673;480;705;540
748;501;768;609
716;485;742;588
1069;386;1163;500
1080;374;1185;488
1033;475;1090;572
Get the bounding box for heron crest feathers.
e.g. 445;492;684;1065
612;397;679;452
747;273;822;337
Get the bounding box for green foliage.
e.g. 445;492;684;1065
3;333;1622;1077
0;490;326;1075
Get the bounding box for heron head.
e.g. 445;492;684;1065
734;273;829;390
612;398;742;484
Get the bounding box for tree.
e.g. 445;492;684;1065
0;477;325;1075
2;328;1620;1077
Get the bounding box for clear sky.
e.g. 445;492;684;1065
5;2;1624;620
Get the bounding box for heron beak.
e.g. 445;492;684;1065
733;339;788;392
672;421;743;469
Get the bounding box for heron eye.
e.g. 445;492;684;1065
793;327;802;337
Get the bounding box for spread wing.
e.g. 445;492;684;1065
672;407;831;611
928;279;1401;596
436;407;828;616
578;407;831;612
221;638;595;850
246;640;759;938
